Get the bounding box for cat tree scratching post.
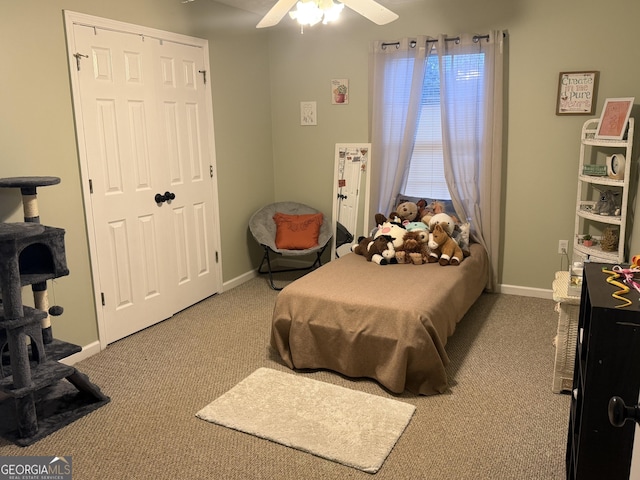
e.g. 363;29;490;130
0;222;74;439
0;176;61;344
0;178;109;446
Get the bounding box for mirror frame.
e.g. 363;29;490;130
330;143;372;259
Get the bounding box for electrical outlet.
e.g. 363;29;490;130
558;239;569;254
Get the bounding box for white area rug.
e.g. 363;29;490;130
196;368;416;473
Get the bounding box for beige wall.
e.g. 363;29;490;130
268;0;640;290
2;0;640;349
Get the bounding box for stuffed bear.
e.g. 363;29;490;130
375;201;420;227
392;201;420;224
352;235;398;265
428;223;463;266
395;230;430;265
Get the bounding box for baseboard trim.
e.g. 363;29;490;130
498;283;553;300
223;269;258;292
59;340;101;366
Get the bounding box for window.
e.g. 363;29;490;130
402;48;485;200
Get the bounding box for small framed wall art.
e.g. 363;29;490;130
556;71;599;115
331;79;349;105
300;101;317;126
595;97;635;140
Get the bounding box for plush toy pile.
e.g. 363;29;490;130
352;234;398;265
352;199;471;266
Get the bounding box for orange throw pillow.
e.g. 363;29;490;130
273;212;323;250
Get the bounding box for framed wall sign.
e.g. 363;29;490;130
556;71;599;115
300;101;317;126
331;79;349;105
595;97;635;140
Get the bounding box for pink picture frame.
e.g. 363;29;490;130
595;97;635;140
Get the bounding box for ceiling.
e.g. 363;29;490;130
211;0;277;15
210;0;410;17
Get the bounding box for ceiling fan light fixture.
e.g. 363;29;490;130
321;1;344;24
257;0;397;29
289;1;322;26
289;0;344;27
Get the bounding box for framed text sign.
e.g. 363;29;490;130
556;71;599;115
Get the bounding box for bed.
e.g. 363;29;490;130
270;242;490;395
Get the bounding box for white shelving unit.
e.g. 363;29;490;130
573;117;634;264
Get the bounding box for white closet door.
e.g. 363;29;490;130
153;39;219;313
67;12;222;344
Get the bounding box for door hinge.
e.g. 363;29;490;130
215;251;219;263
209;165;214;178
89;179;93;194
198;69;207;85
101;292;105;306
73;52;88;71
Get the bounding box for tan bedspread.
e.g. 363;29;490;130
270;242;489;395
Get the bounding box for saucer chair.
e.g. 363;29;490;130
249;202;333;290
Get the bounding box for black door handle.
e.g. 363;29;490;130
608;396;640;427
155;191;176;204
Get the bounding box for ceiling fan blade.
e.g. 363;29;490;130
257;0;299;28
341;0;398;25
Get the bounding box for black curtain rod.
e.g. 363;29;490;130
381;33;502;49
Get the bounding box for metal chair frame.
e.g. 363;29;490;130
249;202;332;291
256;242;329;290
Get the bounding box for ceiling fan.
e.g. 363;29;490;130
256;0;398;28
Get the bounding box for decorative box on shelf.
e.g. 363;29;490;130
552;271;581;394
582;164;608;176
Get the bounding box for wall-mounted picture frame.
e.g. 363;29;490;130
595;97;635;140
300;101;317;126
556;71;599;115
331;79;349;105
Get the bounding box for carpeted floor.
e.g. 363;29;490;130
0;274;571;479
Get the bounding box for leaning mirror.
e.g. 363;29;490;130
330;143;372;259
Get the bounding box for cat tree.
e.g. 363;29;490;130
0;176;60;343
0;176;109;446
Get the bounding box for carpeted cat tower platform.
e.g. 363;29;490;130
0;177;109;446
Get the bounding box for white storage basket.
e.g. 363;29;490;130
552;271;581;393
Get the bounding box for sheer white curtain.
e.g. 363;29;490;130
369;36;431;217
438;31;504;291
369;31;504;291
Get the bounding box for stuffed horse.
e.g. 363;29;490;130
428;223;463;266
